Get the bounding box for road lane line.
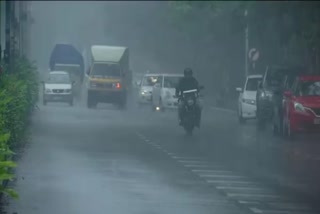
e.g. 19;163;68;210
226;193;285;199
172;156;205;160
206;180;259;185
183;164;212;168
178;160;209;164
216;186;266;191
250;207;263;214
199;174;247;179
192;169;233;174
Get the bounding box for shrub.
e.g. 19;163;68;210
0;57;39;199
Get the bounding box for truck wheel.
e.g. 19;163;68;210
87;92;94;108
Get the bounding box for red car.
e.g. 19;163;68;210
283;75;320;138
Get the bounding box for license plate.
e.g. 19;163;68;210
52;96;61;100
314;118;320;125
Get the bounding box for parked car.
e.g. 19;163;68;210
42;71;75;106
282;75;320;139
256;65;292;127
151;73;184;111
272;67;305;135
236;74;263;123
137;73;162;106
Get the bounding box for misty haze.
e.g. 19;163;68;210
0;1;320;214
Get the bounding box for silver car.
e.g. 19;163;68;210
42;71;75;106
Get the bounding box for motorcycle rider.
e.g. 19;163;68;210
175;68;202;128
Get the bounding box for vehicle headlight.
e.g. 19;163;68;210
140;90;147;95
261;91;272;99
294;102;306;113
45;88;51;93
242;99;256;105
187;99;194;106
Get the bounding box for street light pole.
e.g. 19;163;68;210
244;9;249;78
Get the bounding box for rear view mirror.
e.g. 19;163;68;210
236;87;242;92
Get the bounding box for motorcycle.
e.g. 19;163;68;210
175;86;204;135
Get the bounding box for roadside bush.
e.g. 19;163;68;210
0;57;39;199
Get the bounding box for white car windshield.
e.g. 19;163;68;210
47;73;70;84
163;76;181;88
245;77;261;91
142;76;161;86
91;63;120;77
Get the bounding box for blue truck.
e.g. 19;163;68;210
49;43;85;83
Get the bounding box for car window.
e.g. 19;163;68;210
245;77;261;91
297;81;320;96
142;75;162;87
265;68;288;87
47;73;70;84
163;76;181;88
91;63;121;77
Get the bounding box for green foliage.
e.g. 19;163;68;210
0;56;39;199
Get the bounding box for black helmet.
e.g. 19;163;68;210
184;68;193;77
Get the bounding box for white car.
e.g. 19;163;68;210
151;73;184;111
42;71;75;106
236;74;263;123
138;73;162;105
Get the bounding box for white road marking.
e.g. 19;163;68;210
268;202;312;211
183;164;212;168
199;174;247;179
206;180;259;185
178;160;209;164
216;186;266;191
250;207;263;214
226;193;285;200
172;156;205;160
238;200;261;205
192;169;232;174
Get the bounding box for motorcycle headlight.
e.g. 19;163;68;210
294;102;306;113
261;91;272;100
187;99;194;106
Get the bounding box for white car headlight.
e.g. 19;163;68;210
294;102;306;113
261;91;272;99
140;90;147;95
242;98;256;105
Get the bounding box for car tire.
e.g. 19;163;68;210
159;98;165;112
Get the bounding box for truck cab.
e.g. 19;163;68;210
85;45;130;109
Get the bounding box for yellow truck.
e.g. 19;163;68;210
85;45;131;109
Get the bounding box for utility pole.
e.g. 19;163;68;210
4;0;11;65
244;9;249;78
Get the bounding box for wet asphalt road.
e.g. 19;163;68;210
3;91;320;214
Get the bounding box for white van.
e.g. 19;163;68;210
151;73;183;111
